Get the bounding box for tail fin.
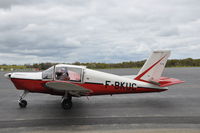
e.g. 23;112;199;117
135;50;171;83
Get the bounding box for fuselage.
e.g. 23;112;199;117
6;64;168;96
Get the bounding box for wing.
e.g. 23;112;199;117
45;81;92;97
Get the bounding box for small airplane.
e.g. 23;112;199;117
5;50;184;110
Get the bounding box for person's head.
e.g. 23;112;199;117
61;68;66;73
56;68;64;77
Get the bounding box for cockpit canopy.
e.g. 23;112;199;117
42;64;86;82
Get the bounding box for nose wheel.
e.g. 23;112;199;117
18;90;28;108
61;92;72;110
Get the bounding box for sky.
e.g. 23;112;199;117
0;0;200;64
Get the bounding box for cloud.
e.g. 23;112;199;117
0;0;200;64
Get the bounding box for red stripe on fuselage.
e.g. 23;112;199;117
76;82;166;95
11;78;49;93
11;78;167;96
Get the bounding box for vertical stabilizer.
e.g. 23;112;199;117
135;50;171;82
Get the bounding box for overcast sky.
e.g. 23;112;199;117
0;0;200;64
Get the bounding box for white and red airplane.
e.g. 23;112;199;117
5;50;184;110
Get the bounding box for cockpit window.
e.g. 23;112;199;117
55;66;82;82
55;67;70;81
42;66;54;79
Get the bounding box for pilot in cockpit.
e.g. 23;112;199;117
56;68;70;81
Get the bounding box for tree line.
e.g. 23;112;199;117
26;58;200;70
1;58;200;71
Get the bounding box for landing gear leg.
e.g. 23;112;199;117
61;92;72;110
18;90;28;108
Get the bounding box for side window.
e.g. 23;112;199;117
42;66;54;79
55;67;82;82
68;67;82;82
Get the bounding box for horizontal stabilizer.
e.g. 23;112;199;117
158;77;184;87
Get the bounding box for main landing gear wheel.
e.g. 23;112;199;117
61;93;72;110
19;99;27;108
61;99;72;110
18;90;29;108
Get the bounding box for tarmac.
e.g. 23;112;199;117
0;67;200;132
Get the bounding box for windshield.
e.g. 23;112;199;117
42;66;54;79
55;66;82;82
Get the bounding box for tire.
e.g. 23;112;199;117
61;99;72;110
19;99;27;108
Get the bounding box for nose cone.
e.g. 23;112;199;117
4;73;12;79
